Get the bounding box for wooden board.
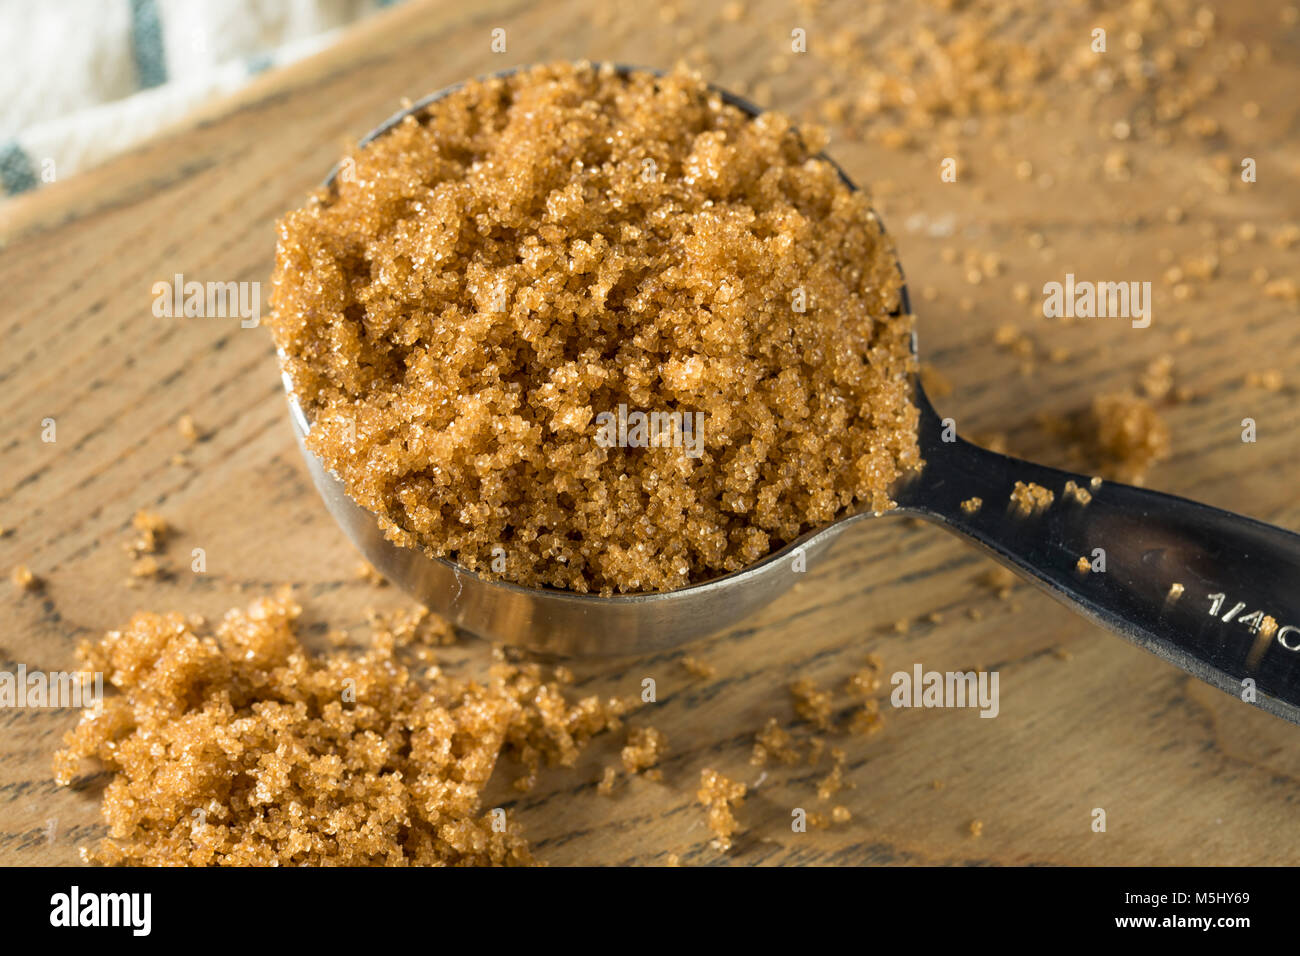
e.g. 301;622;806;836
2;0;1299;866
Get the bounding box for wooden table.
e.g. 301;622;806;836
2;0;1298;866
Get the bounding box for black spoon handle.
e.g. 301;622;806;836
897;427;1300;725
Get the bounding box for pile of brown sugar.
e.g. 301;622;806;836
269;61;920;595
53;594;632;866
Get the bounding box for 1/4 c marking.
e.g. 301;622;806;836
1206;592;1300;650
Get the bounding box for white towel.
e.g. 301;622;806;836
0;0;402;196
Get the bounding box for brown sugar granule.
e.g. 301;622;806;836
1076;556;1091;573
177;415;201;444
680;656;717;680
1009;481;1054;515
750;717;801;767
354;561;388;587
1167;582;1185;602
978;566;1016;600
816;747;849;801
268;61;920;595
847;698;885;736
126;509;169;558
597;766;619;796
968;819;984;838
53;594;629;866
1062;480;1092;506
1264;277;1299;302
790;677;834;731
367;603;459;651
960;496;983;514
844;655;887;735
719;2;744;22
127;556;163;586
11;564;40;592
1087;391;1171;485
1141;355;1176;402
696;768;746;852
1245;369;1285;392
845;657;883;698
621;726;668;774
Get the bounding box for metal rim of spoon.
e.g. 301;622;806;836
281;63;1300;725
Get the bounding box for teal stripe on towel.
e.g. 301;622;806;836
0;140;38;195
245;52;273;75
129;0;167;89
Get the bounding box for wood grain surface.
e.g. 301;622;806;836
2;0;1299;866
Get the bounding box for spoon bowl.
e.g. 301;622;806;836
282;64;1300;724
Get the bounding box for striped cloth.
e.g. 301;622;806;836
0;0;404;197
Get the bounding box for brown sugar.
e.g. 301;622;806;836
1009;480;1054;515
11;564;40;592
790;677;834;731
621;726;668;774
268;62;920;595
597;766;619;796
1086;391;1171;485
127;556;163;584
816;747;849;801
53;593;632;866
680;656;717;680
354;561;388;587
960;496;983;515
847;698;885;736
750;717;801;766
844;655;884;698
125;509;169;558
177;414;202;444
1062;480;1092;506
1245;369;1285;392
696;768;746;852
978;566;1017;600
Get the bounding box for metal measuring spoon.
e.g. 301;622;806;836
281;66;1300;724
